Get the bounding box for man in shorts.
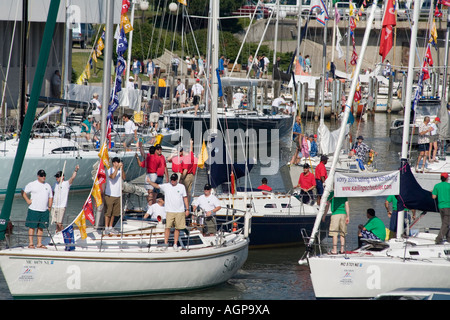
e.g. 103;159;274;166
190;78;204;115
175;78;186;108
122;114;137;151
146;94;163;131
104;157;126;234
22;169;53;249
148;173;189;251
51;165;79;232
416;116;433;172
324;190;349;254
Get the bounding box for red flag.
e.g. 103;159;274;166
354;84;361;102
97;160;106;187
121;0;130;15
435;5;443;17
440;0;450;6
425;45;434;66
107;121;112;149
83;196;95;225
230;172;235;194
379;0;396;62
422;61;430;81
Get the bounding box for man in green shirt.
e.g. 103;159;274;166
324;191;349;254
432;172;450;244
358;208;386;247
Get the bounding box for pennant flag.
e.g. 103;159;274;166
429;19;438;47
121;0;131;15
435;4;443;17
354;82;362;102
82;196;95;225
178;0;187;5
92;51;97;63
336;28;344;59
349;2;354;16
440;0;450;6
121;15;134;34
98;143;111;169
74;212;87;240
197;141;209;169
311;0;329;25
379;0;396;62
334;3;341;23
92;179;103;207
62;225;75;251
425;44;434;66
422;60;430;81
97;160;107;187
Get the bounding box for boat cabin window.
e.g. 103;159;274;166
51;146;78;153
415;102;440;117
264;204;277;208
281;203;292;208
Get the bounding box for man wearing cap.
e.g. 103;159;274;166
146;94;163;131
432;172;450;244
51;165;79;232
104;157;126;234
192;184;222;234
22;170;53;249
429;117;440;163
148;173;189;251
90;93;101;122
296;163;316;205
155;144;169;185
81;115;94;141
191;78;204;115
315;155;328;205
349;135;377;164
143;193;166;223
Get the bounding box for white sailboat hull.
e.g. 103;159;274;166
309;252;450;299
0;225;248;299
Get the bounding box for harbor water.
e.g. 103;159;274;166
0;113;442;300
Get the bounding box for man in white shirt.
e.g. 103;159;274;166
192;184;221;234
90;93;102;122
271;95;286;114
22;169;53;249
143;193;166;223
190;78;204;115
104;157;126;234
52;165;79;232
122;114;137;151
148;173;189;251
175;78;187;108
233;89;245;109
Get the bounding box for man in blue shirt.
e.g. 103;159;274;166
219;56;225;75
289;116;303;165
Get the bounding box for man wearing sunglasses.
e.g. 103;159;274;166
21;169;53;249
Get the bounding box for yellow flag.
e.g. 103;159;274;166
76;71;86;85
97;38;105;51
349;3;354;16
429;19;438;46
154;134;163;146
121;15;134;33
84;64;91;79
98;142;111;169
92;179;103;207
74;212;87;240
178;0;187;5
92;51;97;63
197;141;208;169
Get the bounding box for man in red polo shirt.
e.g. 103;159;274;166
315;155;328;205
180;139;197;204
155;144;169;186
257;177;273;192
136;145;158;204
296;163;316;205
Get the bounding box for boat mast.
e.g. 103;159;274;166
18;0;28;131
100;0;114;145
210;0;218;135
302;0;378;257
0;0;61;239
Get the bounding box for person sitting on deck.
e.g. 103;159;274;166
358;208;386;247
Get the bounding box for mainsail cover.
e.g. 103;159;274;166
396;160;439;212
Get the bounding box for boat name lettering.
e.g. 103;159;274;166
66;265;81;290
25;259;54;265
340;262;363;267
223;255;239;273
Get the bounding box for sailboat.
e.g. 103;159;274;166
304;1;450;299
0;0;249;299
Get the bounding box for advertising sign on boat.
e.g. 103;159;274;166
334;171;400;197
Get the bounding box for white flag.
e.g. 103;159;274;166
311;0;329;26
336;28;343;59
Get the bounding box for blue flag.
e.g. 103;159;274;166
117;27;128;56
62;225;75;251
216;69;223;97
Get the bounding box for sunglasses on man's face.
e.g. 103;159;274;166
39;173;46;177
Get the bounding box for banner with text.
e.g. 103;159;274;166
334;171;400;197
